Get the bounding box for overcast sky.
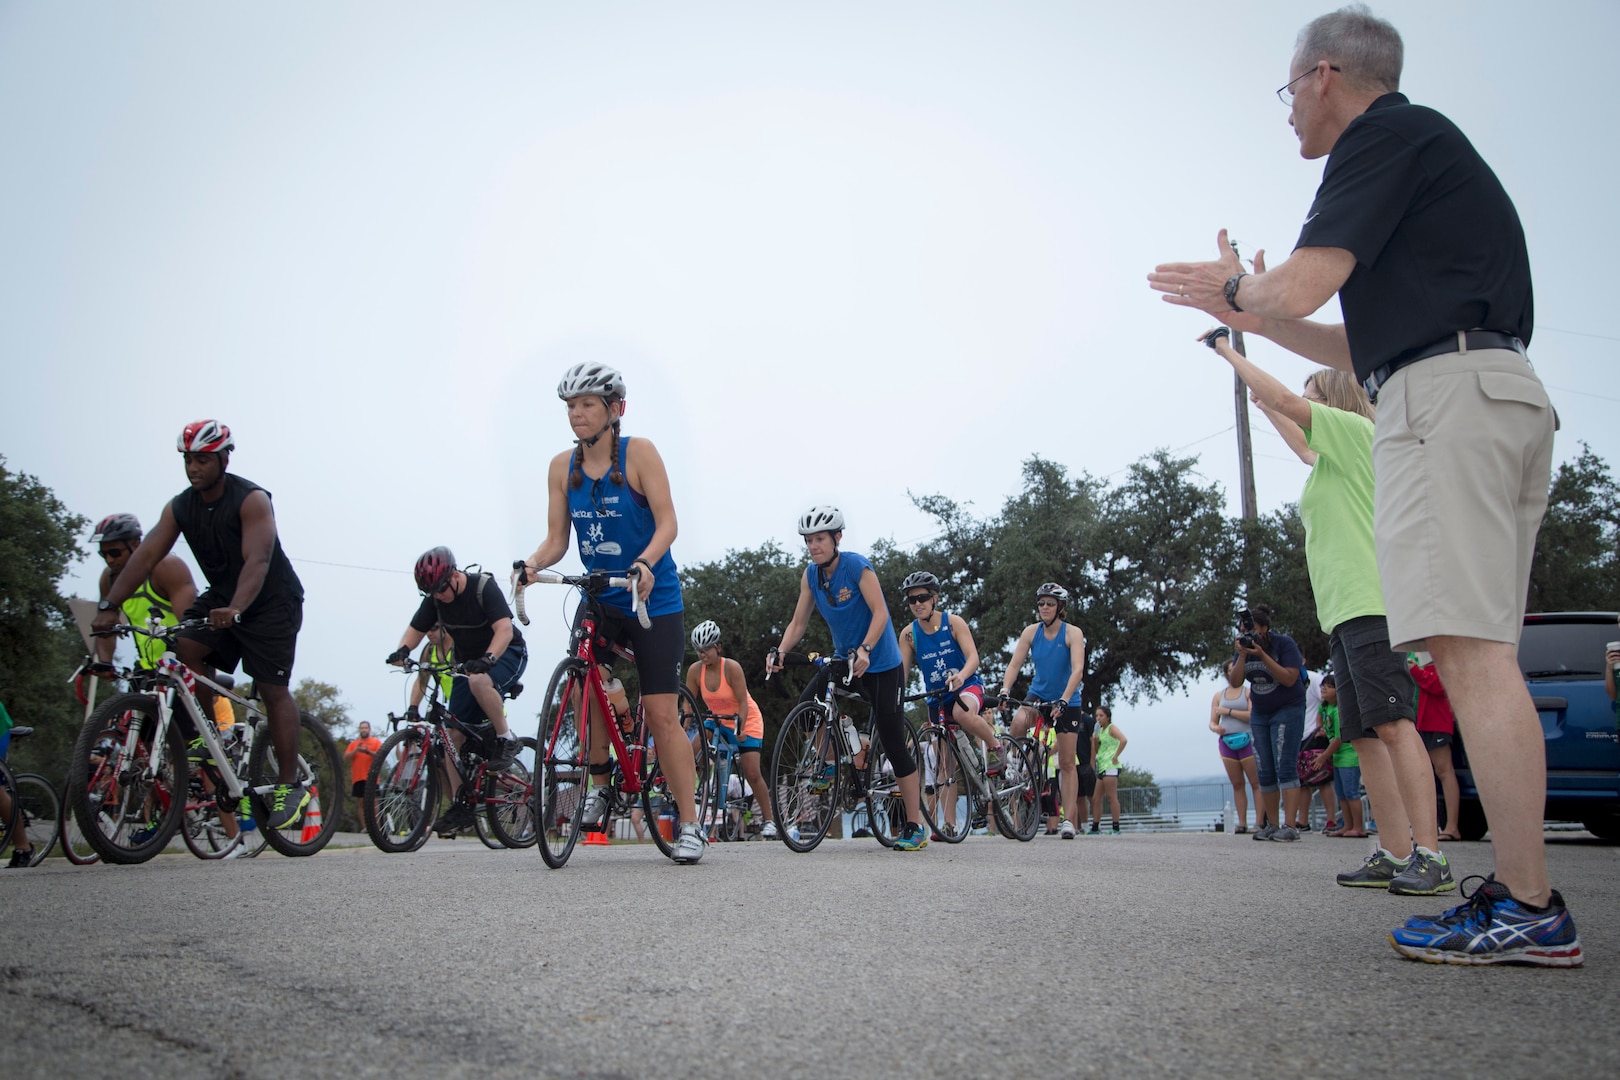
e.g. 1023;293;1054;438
4;1;1615;782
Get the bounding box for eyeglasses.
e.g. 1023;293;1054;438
905;593;934;606
1277;64;1339;106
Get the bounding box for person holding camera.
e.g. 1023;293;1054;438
1229;603;1307;841
1203;329;1450;895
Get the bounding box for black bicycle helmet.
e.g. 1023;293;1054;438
900;571;940;594
91;513;142;545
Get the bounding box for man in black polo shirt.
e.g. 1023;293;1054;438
1149;6;1578;967
92;420;312;832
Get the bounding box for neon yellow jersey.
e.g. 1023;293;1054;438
1041;724;1058;777
1096;725;1122;772
424;642;455;702
121;578;178;670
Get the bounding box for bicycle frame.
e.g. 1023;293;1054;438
541;606;648;798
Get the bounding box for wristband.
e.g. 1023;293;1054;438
633;558;654;574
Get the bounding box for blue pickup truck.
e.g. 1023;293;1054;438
1453;611;1620;840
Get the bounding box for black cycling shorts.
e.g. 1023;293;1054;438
178;591;302;687
582;605;685;697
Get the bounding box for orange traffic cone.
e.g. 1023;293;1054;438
583;826;612;845
300;787;323;844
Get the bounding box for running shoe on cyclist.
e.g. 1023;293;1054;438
264;782;310;830
674;821;706;863
893;822;929;850
432;801;477;835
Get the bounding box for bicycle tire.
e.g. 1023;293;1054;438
484;736;538;848
770;701;839;852
248;711;343;857
644;684;707;860
181;792;235;859
990;737;1041;841
68;692;187;864
865;716;923;848
364;728;437;852
57;781;100;864
471;799;503;849
536;659;589;868
7;773;60;865
913;724;970;844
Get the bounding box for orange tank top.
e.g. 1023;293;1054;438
698;660;764;741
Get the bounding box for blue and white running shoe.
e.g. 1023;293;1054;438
1389;874;1582;967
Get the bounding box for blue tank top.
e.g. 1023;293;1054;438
564;437;682;617
806;551;900;673
1028;622;1082;705
910;611;983;694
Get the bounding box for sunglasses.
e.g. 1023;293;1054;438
906;593;934;606
1035;599;1059;608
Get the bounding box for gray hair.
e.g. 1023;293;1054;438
1295;4;1403;92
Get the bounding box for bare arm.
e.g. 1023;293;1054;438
222;490;278;620
1112;725;1127;758
486;617;514;661
100;502;182;613
947;614;981;688
151;555;199;621
524;451;578;572
1209;692;1225;734
897;621;915;687
1254;397;1317;467
724;659;750;720
624;437;678;601
852;567;891;677
1060;624;1087;703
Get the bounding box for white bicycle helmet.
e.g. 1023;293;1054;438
177;419;234;454
556;363;626;402
1035;582;1069;602
900;571;940;594
797;505;845;536
690;620;722;650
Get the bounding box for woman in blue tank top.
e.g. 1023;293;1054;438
999;582;1089;839
519;363;703;864
767;506;929;851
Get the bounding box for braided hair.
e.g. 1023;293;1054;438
566;401;625;490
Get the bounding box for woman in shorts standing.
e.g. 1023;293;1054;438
1210;659;1259;834
1091;706;1128;834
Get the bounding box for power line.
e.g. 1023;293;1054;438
1545;384;1620;405
1540;325;1620;344
291;558;409;575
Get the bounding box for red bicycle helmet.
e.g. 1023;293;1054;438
414;546;457;594
177;419;235;454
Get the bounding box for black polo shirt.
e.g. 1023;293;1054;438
1294;92;1533;382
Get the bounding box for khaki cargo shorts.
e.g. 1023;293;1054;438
1371;344;1556;652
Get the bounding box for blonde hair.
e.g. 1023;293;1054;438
1304;369;1375;421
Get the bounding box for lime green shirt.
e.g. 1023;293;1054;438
1300;402;1386;634
1321;704;1359;767
1096;724;1122;772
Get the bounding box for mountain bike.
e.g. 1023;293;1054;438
179;717;269;859
366;658;537;852
67;619;342;863
1;727;60;867
907;687;1039;843
513;565;708;868
767;650;934;852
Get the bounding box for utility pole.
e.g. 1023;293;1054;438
1232;329;1258;522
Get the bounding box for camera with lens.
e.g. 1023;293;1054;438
1236;609;1258;650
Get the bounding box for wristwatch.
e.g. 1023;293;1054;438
97;599;115;612
1223;273;1249;312
858;643;873;654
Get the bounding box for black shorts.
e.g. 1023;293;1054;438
1328;615;1416;743
178;591;303;687
584;606;685;696
351;780;368;798
1050;703;1088;736
1076;763;1098;798
1421;730;1453;751
1041;776;1059;817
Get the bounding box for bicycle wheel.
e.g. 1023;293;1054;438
57;783;100;864
990;737;1041;841
912;723;969;844
68;692;187;864
7;774;60;865
485;736;538;848
643;685;708;860
769;701;839;853
364;728;438;853
867;716;926;848
536;659;589;868
247;710;343;857
180;785;236;859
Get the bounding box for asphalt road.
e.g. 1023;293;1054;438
3;829;1616;1079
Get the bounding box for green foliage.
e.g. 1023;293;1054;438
293;678;352;736
1528;443;1620;612
1118;764;1161;813
0;455;90;781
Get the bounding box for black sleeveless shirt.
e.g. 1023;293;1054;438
170;474;304;611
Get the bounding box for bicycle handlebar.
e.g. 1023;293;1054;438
512;562;652;630
92;617;211;640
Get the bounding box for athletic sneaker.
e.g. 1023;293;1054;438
1110;824;1121;835
129;821;159;846
807;764;837;794
488;734;520;770
7;848;32;869
1272;826;1300;842
760;821;779;840
1390;875;1582;967
673;822;706;864
1059;820;1076;840
1087;823;1100;835
892;823;929;851
432;803;477;835
578;786;610;827
222;839;255;860
1388;849;1458;896
1337;848;1409;888
264;783;310;830
187;736;209;765
1252;823;1278;841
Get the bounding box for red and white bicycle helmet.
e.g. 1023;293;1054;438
414;546;457;594
177;419;234;454
797;505;845;536
91;513;142;545
556;363;626;402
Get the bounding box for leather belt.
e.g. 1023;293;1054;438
1361;330;1526;403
